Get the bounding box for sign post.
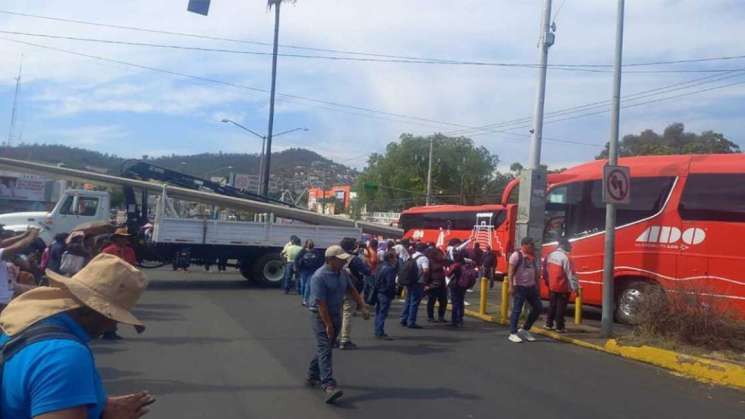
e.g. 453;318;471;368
600;0;627;338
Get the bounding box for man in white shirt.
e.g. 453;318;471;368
393;240;410;263
0;229;40;308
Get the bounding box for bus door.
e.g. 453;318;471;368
676;177;709;291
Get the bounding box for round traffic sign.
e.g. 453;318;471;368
606;168;630;202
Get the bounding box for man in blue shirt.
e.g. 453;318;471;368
0;253;155;419
306;245;367;404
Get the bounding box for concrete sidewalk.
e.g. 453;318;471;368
462;280;632;345
456;279;745;389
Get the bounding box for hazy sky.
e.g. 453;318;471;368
0;0;743;170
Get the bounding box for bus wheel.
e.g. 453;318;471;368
251;253;285;287
615;280;662;324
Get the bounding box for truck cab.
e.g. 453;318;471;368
0;189;111;243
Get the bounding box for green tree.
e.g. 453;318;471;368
596;123;740;159
355;133;500;211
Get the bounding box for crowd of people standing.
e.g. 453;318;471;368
290;233;578;404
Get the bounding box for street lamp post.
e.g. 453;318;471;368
220;119;307;195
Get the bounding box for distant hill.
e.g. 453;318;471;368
1;144;357;192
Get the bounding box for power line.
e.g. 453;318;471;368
471;73;745;137
448;69;745;137
0;29;706;73
0;36;606;150
2;10;745;70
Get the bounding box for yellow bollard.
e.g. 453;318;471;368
479;277;488;315
500;276;511;324
574;287;583;325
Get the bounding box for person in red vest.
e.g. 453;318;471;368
100;227;138;340
543;238;579;333
101;228;137;266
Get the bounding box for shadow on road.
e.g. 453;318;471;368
147;280;256;291
131;309;187;322
130;336;243;346
101;378;270;396
359;343;453;356
336;385;481;408
136;303;191;310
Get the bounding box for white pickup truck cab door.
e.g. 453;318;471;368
52;193;106;234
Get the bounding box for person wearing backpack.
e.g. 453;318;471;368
0;253;155;419
59;232;90;277
373;251;398;340
296;240;324;306
338;238;371;350
507;237;543;343
399;242;429;329
445;251;469;327
543;238;579;333
425;247;448;323
44;233;69;275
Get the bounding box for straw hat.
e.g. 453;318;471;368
112;227;132;238
0;253;148;336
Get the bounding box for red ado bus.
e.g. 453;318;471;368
400;154;745;322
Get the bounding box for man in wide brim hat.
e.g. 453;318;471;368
0;253;155;418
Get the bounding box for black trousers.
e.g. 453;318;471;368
546;292;570;330
427;287;448;320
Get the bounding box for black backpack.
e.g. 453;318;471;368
300;249;321;270
1;323;83;405
398;255;423;287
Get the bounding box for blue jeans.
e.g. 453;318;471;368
399;283;425;327
308;313;341;389
300;270;313;304
510;285;543;334
374;294;392;336
450;287;466;325
283;261;295;293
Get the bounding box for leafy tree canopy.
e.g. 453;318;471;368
355;133;505;211
596;123;740;159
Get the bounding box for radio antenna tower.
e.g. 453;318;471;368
7;57;23;148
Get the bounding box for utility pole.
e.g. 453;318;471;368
7;58;22;148
516;0;554;245
425;137;434;206
262;0;282;198
601;0;626;338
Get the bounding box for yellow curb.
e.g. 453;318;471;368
461;309;745;390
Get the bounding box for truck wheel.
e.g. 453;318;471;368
251;253;286;287
615;281;663;324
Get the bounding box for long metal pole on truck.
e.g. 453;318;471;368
516;0;553;245
601;0;626;338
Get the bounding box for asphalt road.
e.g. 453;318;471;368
92;269;745;419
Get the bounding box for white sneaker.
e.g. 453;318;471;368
518;328;536;342
508;333;523;343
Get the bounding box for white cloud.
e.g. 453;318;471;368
0;0;741;168
39;124;129;147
